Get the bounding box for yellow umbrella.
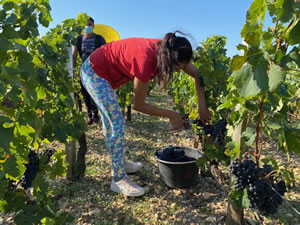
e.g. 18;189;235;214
93;24;120;43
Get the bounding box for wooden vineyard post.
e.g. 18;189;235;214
65;46;88;180
227;198;244;225
73;133;88;179
65;140;76;179
226;116;249;225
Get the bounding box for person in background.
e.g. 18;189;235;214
73;17;106;125
80;31;211;196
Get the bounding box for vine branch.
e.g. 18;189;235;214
254;94;266;166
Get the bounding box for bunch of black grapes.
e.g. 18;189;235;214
156;145;196;162
195;119;227;145
20;150;40;189
229;157;287;215
20;149;55;189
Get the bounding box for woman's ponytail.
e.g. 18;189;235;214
156;31;193;86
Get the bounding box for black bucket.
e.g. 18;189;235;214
154;146;202;188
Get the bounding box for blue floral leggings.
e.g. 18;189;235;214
80;57;126;181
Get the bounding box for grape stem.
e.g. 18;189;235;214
242;152;251;161
264;170;277;179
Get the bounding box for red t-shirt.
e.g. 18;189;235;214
89;37;160;89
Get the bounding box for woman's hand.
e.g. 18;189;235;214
198;106;211;124
168;111;184;130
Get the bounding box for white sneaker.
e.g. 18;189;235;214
110;175;145;196
124;158;143;173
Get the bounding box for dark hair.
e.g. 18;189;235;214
88;17;94;24
156;31;193;85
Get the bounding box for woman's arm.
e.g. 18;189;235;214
132;77;184;130
183;62;211;123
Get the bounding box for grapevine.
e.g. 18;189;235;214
0;1;88;224
223;0;300;221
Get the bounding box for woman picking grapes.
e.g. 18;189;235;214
80;31;211;196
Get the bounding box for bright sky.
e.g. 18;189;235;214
40;0;256;57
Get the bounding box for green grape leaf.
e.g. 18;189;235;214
49;150;67;180
268;0;294;22
242;127;256;147
262;29;274;46
241;22;263;46
287;49;300;67
282;46;300;68
24;88;37;105
0;126;13;151
14;204;40;225
59;94;74;109
17;124;35;138
245;100;257;112
55;212;75;224
32;172;48;193
225;141;240;158
242;188;250;208
196;156;208;172
229;189;243;207
285;129;300;153
3;155;25;179
0;66;15;83
0;174;8;199
26;15;39;29
17;51;34;73
7;87;22;106
233;64;268;97
268;121;282;130
2;190;26;213
261;158;279;169
0;200;8;213
231;55;247;71
286;20;300;46
252;62;269;93
294;120;300;129
247;0;266;24
0;9;7;21
269;64;285;92
3;13;17;25
38;7;52;27
236;44;248;52
3;25;19;39
2;2;15;11
0;34;11;52
36;86;47;100
53;123;68;143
